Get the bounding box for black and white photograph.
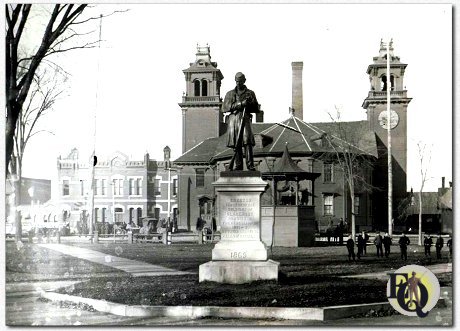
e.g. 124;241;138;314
3;2;453;327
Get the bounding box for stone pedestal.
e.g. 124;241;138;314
199;171;279;284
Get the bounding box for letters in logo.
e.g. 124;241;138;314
387;265;440;318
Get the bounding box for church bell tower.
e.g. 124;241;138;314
362;40;412;223
179;45;224;153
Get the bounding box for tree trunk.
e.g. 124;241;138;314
5;102;20;171
418;190;423;245
350;194;356;241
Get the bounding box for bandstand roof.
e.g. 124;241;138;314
262;144;321;180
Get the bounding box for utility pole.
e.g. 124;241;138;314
386;40;393;236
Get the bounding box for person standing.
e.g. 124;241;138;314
383;233;392;258
223;72;259;171
435;234;444;259
423;234;433;258
346;235;356;261
356;233;364;260
362;231;369;255
447;236;452;257
398;232;410;261
374;232;383;258
338;219;344;245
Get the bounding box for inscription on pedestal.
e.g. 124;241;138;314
220;195;260;241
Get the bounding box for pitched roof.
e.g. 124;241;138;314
262;144;322;180
411;192;441;215
175;115;378;164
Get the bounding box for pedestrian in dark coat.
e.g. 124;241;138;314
424;234;433;257
346;235;356;261
338;219;344;245
447;236;452;257
399;233;410;261
435;235;444;259
361;231;369;255
374;232;384;258
356;233;364;260
383;233;392;258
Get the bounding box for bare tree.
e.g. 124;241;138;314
8;67;68;237
417;142;432;245
10;67;67;179
6;4;90;169
322;106;377;240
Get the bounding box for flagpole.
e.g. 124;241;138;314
89;14;103;240
386;40;393;236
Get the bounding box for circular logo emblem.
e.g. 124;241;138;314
387;265;440;317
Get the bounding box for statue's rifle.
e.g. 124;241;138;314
229;106;246;170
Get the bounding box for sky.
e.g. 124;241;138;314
17;3;452;192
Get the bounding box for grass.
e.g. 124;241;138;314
5;241;452;308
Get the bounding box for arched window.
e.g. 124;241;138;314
390;75;395;91
201;80;208;96
381;75;387;91
194;80;200;96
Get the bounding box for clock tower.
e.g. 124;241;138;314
362;40;412;224
179;45;224;153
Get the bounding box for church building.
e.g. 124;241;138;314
174;42;410;244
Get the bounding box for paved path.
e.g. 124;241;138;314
342;263;452;280
39;244;194;277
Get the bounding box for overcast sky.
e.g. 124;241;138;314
19;3;452;192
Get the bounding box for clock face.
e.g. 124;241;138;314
378;110;399;129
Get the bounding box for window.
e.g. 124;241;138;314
323;163;333;183
196;169;205;187
323;194;334;216
129;208;134;223
80;180;85;196
63;180;70;196
201;80;208;96
354;196;360;215
95;179;100;195
94;208;99;223
173;178;178;196
114;207;123;223
113;179;123;196
194;80;200;96
154;179;161;196
136;178;142;195
129;179;135;195
102;208;107;223
137;207;142;225
101;179;107;196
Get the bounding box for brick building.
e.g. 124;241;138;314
174;42;410;241
54;147;178;233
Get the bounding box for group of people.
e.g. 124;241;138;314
424;234;452;259
326;218;347;245
346;232;452;262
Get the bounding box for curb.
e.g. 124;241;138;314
39;291;447;321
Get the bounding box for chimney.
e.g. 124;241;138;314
442;176;445;189
291;62;303;120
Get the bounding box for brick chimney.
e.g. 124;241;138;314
442;176;445;188
291;62;303;120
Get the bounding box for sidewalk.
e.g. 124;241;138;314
342;262;452;280
39;243;194;277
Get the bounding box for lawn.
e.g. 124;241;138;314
5;241;452;308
